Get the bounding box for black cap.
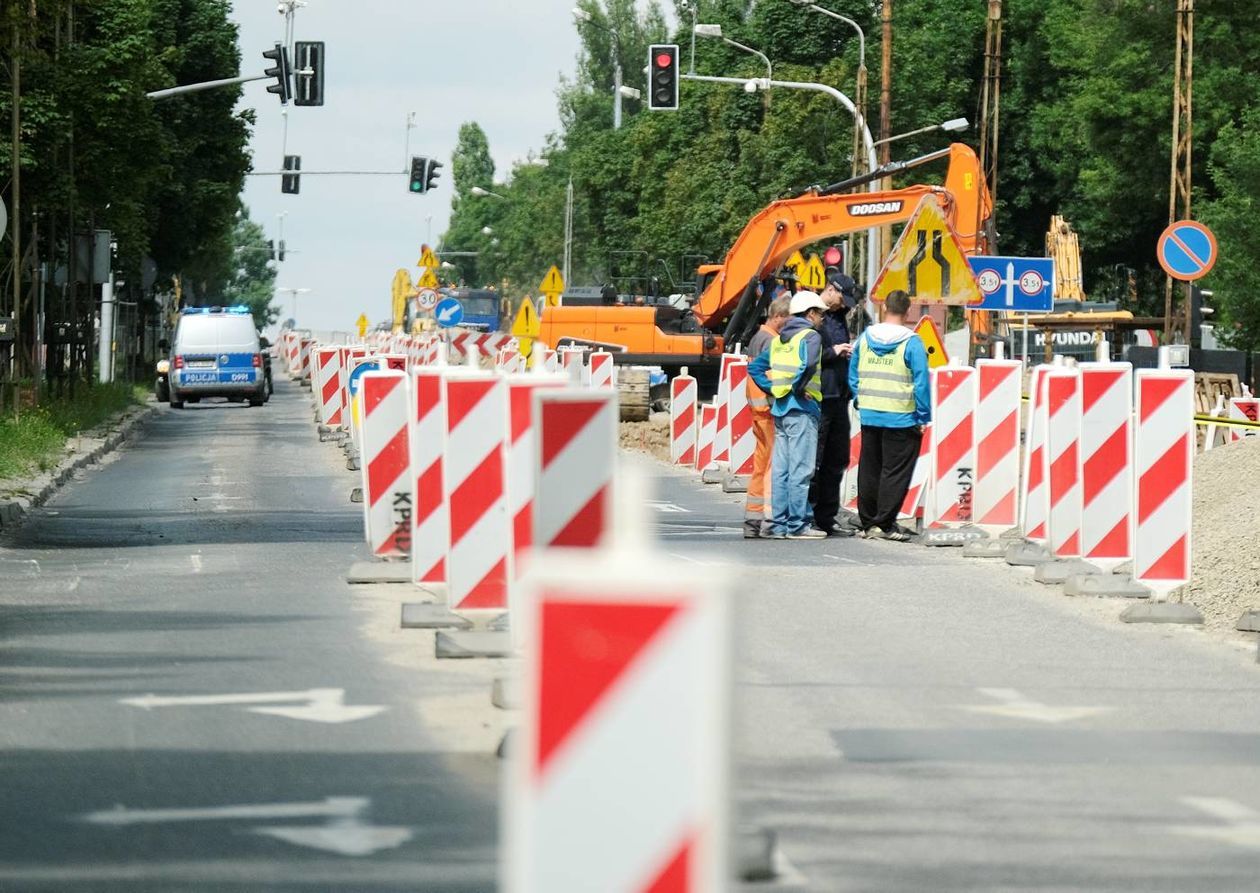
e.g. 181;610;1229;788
826;270;858;306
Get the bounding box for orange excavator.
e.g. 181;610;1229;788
538;142;994;378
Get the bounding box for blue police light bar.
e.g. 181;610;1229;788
179;305;253;315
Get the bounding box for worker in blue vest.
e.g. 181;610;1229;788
749;291;827;540
847;289;931;541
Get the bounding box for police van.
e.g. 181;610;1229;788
167;306;268;409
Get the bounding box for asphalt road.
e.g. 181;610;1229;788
5;376;1260;892
0;380;498;892
646;461;1260;891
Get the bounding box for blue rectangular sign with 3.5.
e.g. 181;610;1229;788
967;256;1055;312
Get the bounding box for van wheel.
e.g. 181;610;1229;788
170;399;185;410
248;396;265;407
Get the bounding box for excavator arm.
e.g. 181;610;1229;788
693;143;992;332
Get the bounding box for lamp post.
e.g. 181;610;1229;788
573;7;626;129
276;287;310;324
873;117;969;147
469;186;506;199
694;24;773;83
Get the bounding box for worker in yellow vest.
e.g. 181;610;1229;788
742;293;791;537
749;291;827;539
847;289;932;541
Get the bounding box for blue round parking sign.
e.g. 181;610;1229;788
1158;220;1217;282
434;297;464;328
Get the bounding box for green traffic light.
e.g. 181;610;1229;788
411;183;422;192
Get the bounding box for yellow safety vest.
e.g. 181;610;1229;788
856;335;914;413
768;330;822;403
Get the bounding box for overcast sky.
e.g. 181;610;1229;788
229;1;586;333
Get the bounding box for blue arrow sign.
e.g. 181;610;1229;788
347;359;376;397
967;256;1055;312
434;297;464;328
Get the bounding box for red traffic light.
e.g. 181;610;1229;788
655;52;673;69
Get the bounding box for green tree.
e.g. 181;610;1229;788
218;205;280;329
1198;107;1260;352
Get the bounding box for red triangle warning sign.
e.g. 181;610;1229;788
535;599;681;777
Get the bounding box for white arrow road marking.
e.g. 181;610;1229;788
83;797;368;826
254;818;414;856
120;688;389;724
81;798;413;857
1171;797;1260;849
647;501;691;513
958;687;1111;724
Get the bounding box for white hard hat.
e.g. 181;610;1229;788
789;290;827;315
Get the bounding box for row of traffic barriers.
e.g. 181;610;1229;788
293;332;744;891
669;344;1202;622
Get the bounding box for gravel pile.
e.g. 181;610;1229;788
1188;435;1260;631
619;413;672;465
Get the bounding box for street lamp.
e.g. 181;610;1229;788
872;117;969;147
276;286;310;323
573;7;627;130
694;24;772;83
470;186;506;199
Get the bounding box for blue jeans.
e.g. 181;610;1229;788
770;411;819;535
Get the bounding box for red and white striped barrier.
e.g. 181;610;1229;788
540;348;558;373
1080;363;1133;569
713;354;740;465
588;351;615;390
898;422;933;520
299;338;314;381
840;401;862;513
1020;366;1052;543
1044;368;1083;557
358;370;411;558
973;360;1022;528
506;551;729;893
507;376;567;581
1134;369;1194;595
670;372;698;466
314;347;343;425
1229;397;1260;442
378;353;408;373
534;391;617;550
410;368;447;585
560;348;585;385
497;348;524;375
696;403;717;471
444;372;510;611
927;365;978;525
727;360;754;476
287;336;302;379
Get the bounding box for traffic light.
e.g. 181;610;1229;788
293;41;325;107
409;156;428;194
647;44;679;111
1191;285;1215;347
278;240;287;262
262;42;292;104
281;155;301;194
425;158;442;193
268;240;276;260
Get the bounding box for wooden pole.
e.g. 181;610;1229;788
11;21;21;382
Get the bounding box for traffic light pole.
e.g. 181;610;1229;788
146;74;269;101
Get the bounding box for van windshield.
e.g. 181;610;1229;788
463;296;498;317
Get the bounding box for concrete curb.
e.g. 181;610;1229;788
0;400;156;531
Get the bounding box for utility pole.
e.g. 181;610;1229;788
977;0;1003;244
11;20;22;382
878;0;893;268
1165;0;1194;344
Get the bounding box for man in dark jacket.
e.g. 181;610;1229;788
807;270;858;536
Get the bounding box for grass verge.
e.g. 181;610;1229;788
0;383;148;482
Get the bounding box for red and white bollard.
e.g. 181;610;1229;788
670;370;698;467
840;401;862;513
505;499;729;893
1044;368;1083;557
534;390;617;550
358;370;412;558
713;354;740;465
727;359;754;477
444;372;511;611
299;338;314;381
410;368;447;585
973;359;1022;529
695;402;718;472
898;422;933;520
927;365;978;525
507;376;567;580
1080;362;1133;569
588;351;615;390
1133;369;1194;595
314;347;343;426
1020;366;1052;543
1228;397;1260;442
